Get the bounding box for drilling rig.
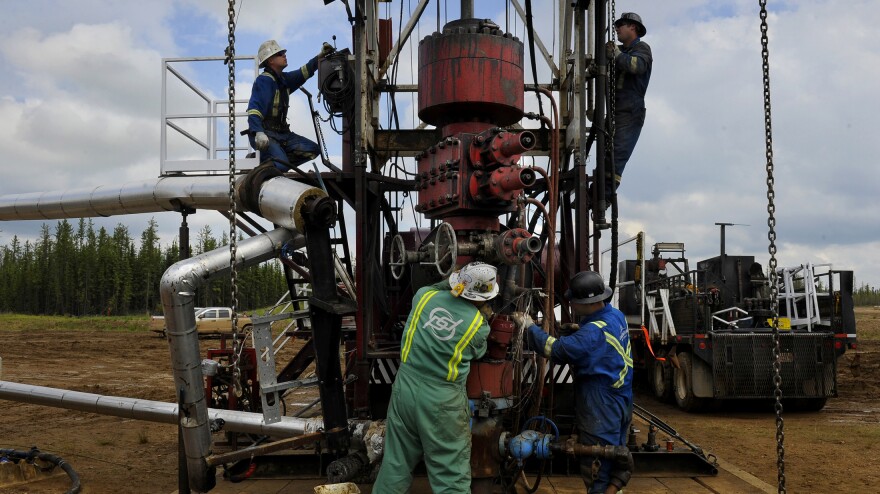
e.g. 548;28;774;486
0;1;725;492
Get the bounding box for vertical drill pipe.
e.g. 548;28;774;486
461;0;474;19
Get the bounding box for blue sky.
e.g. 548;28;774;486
1;0;879;289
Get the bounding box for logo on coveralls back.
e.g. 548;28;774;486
424;307;463;341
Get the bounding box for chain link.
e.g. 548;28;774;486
759;1;786;491
608;0;616;146
226;0;242;391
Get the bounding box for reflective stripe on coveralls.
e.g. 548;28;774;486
401;289;440;363
540;320;632;388
603;331;633;388
446;311;484;381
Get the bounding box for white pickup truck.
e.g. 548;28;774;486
150;307;252;337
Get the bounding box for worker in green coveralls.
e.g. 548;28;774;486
374;261;499;493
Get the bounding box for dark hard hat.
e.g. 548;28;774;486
615;12;647;37
565;271;613;304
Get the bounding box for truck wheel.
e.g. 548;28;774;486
651;358;673;402
674;352;708;412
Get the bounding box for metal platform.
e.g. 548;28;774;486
172;456;775;494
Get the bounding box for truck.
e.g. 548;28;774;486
150;307;252;337
616;231;857;412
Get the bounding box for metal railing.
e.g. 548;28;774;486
160;56;260;174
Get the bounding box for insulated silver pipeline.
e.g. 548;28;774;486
0;380;324;437
0;175;323;229
162;227;304;490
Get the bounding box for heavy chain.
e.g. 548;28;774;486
759;1;786;491
608;0;616;143
226;0;242;390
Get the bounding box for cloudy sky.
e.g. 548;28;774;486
1;0;878;289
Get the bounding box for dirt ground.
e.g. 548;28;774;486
1;308;878;493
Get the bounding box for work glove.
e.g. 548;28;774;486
317;42;335;59
254;131;269;151
479;304;495;320
511;311;534;331
605;40;621;61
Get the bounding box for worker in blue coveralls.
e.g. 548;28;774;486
374;261;499;494
513;271;633;494
604;12;652;195
246;39;334;172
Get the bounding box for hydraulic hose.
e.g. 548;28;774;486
0;447;82;494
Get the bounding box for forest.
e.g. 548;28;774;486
0;219;289;316
1;219;879;315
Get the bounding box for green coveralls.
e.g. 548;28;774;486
373;282;490;494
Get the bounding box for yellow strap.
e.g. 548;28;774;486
604;331;634;388
401;290;439;362
446;311;484;382
247;109;264;119
300;64;311;80
271;89;281;118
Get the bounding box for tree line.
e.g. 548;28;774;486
0;219;289;316
853;283;880;307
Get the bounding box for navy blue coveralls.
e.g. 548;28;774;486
246;56;321;172
528;304;633;493
608;38;652;192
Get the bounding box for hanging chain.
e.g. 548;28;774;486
609;0;617;132
759;1;786;491
605;0;617;200
225;0;242;392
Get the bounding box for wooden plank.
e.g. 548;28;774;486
234;478;292;494
657;477;714;493
698;458;776;494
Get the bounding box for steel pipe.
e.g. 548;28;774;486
0;175;323;230
161;227;304;491
0;380;324;437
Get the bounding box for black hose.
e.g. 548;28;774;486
523;0;546;128
1;447;82;494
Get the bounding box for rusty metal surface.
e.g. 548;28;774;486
418;25;524;126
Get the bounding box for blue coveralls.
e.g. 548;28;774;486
246;57;321;172
528;304;633;493
374;282;490;494
608;38;652;193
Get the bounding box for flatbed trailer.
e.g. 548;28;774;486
616;233;857;412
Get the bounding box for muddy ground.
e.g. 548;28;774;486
1;308;878;493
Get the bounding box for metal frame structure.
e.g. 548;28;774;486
161;56;261;174
333;0;614;416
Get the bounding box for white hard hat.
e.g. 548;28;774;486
258;40;286;67
449;262;499;301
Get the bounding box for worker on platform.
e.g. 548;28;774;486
374;261;498;494
604;12;652;195
246;39;334;172
513;271;633;494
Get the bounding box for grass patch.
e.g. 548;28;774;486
137;429;149;445
854;307;880;341
0;313;150;333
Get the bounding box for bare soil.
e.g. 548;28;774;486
1;308;878;493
